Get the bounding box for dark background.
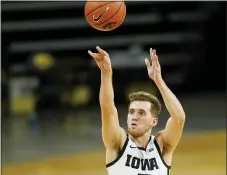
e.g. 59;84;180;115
1;1;226;175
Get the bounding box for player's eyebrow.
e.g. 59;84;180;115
129;108;146;113
128;108;135;111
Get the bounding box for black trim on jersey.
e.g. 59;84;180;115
154;139;171;169
137;147;146;151
106;137;129;168
137;136;152;151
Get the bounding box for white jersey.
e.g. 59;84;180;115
106;135;171;175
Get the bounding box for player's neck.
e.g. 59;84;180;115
129;130;151;148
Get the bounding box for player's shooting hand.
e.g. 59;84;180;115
88;46;112;73
145;48;162;82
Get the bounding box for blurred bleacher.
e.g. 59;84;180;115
2;2;225;111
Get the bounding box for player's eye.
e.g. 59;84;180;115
129;110;135;114
139;111;145;115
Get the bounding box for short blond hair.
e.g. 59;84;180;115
128;91;161;118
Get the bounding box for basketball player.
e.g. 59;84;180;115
88;46;186;175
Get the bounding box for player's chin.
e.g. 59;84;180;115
128;128;144;138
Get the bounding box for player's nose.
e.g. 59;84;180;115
132;115;139;121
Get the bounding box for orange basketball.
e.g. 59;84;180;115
84;1;126;31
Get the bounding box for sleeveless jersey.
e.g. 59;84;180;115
106;135;171;175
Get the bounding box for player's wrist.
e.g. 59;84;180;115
101;70;112;77
154;77;164;87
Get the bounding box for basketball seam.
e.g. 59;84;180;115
85;1;116;18
119;3;126;26
96;1;123;26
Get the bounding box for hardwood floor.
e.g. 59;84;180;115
3;130;226;175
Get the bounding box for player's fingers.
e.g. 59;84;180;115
156;59;160;68
145;58;151;68
88;50;95;58
88;50;100;61
149;48;153;61
152;49;158;61
150;49;157;66
151;49;160;67
153;49;161;68
96;46;108;56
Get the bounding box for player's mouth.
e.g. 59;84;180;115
131;123;137;128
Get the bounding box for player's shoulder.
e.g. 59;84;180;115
155;130;164;139
119;127;128;150
154;130;164;152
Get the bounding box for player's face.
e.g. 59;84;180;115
127;101;158;137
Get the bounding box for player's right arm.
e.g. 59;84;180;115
88;46;126;151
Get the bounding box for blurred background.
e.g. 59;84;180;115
1;1;226;175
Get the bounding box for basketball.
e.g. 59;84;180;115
84;1;126;31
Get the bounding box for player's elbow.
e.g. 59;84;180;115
100;102;114;110
99;91;114;107
172;114;185;125
174;111;186;123
102;128;120;149
99;93;115;107
179;112;186;122
100;103;117;116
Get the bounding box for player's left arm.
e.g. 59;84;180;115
156;79;185;151
145;48;186;151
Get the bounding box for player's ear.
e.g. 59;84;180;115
151;118;158;127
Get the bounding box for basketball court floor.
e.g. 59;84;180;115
2;129;226;175
2;94;226;175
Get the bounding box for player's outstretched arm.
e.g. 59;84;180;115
145;48;186;152
88;46;126;151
